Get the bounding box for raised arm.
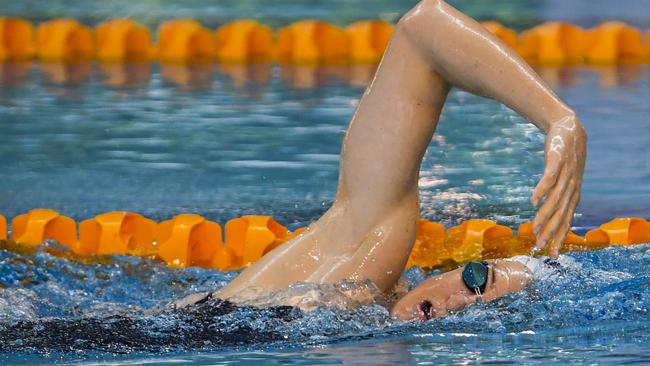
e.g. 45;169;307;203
400;0;587;257
216;0;585;303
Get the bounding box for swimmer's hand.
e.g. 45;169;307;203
531;115;587;258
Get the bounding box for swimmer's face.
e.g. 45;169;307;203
390;260;532;321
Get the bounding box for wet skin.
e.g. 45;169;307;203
215;0;587;311
390;259;533;321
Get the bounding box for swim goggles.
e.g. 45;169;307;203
462;261;489;295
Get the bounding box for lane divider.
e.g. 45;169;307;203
0;17;647;65
11;209;77;248
79;211;157;256
517;221;587;253
585;217;650;246
0;17;35;61
586;21;646;64
215;19;273;63
518;22;588;65
224;215;305;268
157;19;215;62
36;18;94;61
346;20;394;64
0;215;6;240
276;20;350;64
448;219;515;264
157;214;222;268
0;209;649;271
406;220;447;269
96;18;153;62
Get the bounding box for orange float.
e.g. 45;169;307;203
481;21;518;50
585;21;645;64
517;222;586;253
36;19;94;61
585;218;650;246
406;219;447;269
0;214;6;240
224;215;291;268
1;208;648;271
447;219;515;264
517;22;587;64
276;20;349;64
0;17;35;61
157;19;215;62
95;18;152;61
208;244;239;271
157;214;223;268
78;212;157;256
345;20;393;63
214;19;273;63
11;209;77;248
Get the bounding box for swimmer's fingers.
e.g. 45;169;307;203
531;153;561;208
547;192;581;258
534;181;575;256
532;166;569;236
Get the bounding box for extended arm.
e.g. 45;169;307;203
216;0;586;303
400;0;587;257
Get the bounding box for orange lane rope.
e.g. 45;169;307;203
1;209;648;271
0;17;648;65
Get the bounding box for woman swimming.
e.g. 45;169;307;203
202;0;586;320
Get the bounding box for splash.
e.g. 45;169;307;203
0;242;648;360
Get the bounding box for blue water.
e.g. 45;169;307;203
0;0;649;364
0;61;648;365
0;64;648;230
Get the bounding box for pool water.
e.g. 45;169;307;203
0;0;649;363
0;61;648;365
0;64;648;230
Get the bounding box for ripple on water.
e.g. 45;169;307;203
0;242;648;362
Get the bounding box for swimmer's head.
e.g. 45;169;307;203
390;259;533;321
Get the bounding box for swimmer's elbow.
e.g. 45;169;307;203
397;0;446;33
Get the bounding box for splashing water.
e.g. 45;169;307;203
0;240;648;363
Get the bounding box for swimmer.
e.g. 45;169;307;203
391;257;536;320
187;0;587;319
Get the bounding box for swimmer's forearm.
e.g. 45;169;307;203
397;2;587;257
399;0;574;133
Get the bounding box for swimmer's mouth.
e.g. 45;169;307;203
417;300;434;321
